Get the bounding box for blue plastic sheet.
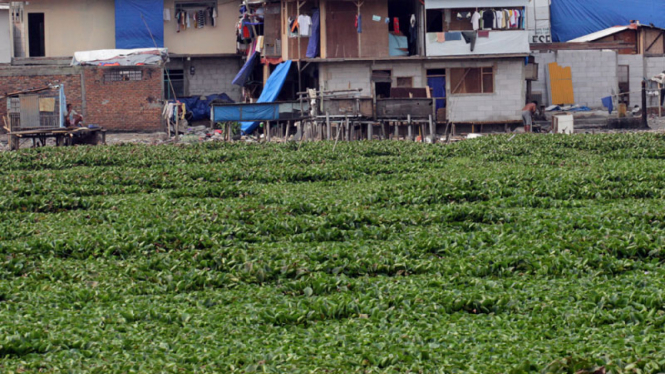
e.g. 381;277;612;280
214;104;280;122
115;0;164;48
175;94;234;121
389;34;408;56
59;85;67;128
241;60;293;134
306;9;320;58
551;0;665;42
232;52;259;87
427;77;446;111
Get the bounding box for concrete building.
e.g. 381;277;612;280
0;0;245;133
0;4;10;64
231;0;533;126
531;24;665;110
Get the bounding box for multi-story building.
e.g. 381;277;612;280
234;0;534;127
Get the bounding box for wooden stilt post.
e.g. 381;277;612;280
285;121;291;141
345;118;350;141
266;121;271;142
429;115;436;143
326;112;331;140
407;115;412;141
420;122;426;143
367;122;373;141
394;121;399;140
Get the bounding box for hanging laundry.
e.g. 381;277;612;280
482;10;494;30
306;8;321;58
502;10;509;28
479;10;484;29
356;14;362;33
444;32;462;41
494;10;501;29
456;11;471;20
461;31;477;51
164;8;171;21
385;17;390;24
409;14;417;43
175;10;181;32
471;11;480;31
436;32;445;43
209;7;217;27
197;10;205;28
186;11;191;29
444;9;451;25
298;14;312;37
601;96;614;114
393;17;400;34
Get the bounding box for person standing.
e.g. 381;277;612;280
522;101;538;132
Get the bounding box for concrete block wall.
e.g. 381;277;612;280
187;57;243;102
531;51;556;105
556;50;618;108
533;50;619;109
372;61;426;88
618;54;644;107
433;59;525;123
319;62;372;95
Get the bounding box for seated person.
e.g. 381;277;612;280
66;104;84;127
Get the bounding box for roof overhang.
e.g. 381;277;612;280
425;0;528;10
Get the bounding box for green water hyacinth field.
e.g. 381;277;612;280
4;134;665;373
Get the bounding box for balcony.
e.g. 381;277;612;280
425;29;529;57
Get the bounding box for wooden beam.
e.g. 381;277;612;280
530;42;635;51
645;31;664;53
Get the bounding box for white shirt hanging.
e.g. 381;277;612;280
298;14;312;37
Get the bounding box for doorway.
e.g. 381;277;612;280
28;13;45;57
427;69;446;122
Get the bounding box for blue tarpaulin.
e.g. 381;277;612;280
241;60;293;134
427;77;446;111
115;0;164;49
551;0;665;42
214;104;280;122
306;9;320;58
175;94;234;121
232;52;259;86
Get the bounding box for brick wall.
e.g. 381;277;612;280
0;65;163;133
0;66;83;132
83;66;163;132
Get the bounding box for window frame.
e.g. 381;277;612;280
449;66;495;95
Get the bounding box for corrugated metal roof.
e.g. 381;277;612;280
568;26;629;42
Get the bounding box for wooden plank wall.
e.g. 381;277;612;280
326;1;359;58
359;0;389;58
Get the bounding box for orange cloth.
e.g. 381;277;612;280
436;32;445;42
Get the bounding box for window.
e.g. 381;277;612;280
450;67;494;94
104;70;143;83
372;70;392;98
165;69;185;100
396;77;413;88
28;13;45;57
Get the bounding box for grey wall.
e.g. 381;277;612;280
532;50;619;108
320;58;526;123
0;9;11;64
187;57;242;102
